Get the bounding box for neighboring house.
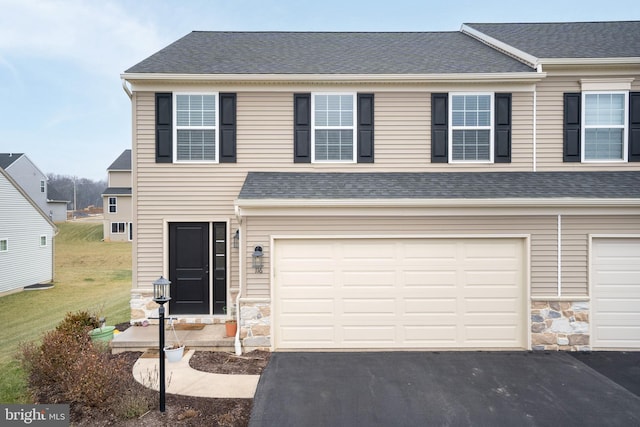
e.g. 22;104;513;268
121;21;640;352
0;167;57;295
102;149;133;242
0;153;68;222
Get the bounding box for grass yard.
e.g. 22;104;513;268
0;221;132;403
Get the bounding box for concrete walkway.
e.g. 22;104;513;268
133;349;260;398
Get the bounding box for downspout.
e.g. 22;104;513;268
557;214;562;297
234;204;243;355
533;89;537;172
121;78;132;99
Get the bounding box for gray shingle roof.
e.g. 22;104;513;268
238;171;640;200
0;153;24;169
102;187;132;196
465;21;640;59
107;149;131;171
125;32;534;75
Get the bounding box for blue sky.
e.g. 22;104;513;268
0;0;637;181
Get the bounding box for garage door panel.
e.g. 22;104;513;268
275;238;525;349
592;238;640;349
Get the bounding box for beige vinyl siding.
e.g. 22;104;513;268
109;170;131;187
243;215;558;299
561;215;640;296
536;73;640;171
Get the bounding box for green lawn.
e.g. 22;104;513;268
0;221;132;403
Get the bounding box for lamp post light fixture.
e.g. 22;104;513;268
152;276;171;412
233;229;239;249
252;245;264;273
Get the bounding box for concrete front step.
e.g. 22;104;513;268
110;324;236;354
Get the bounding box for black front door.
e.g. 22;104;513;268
169;222;210;314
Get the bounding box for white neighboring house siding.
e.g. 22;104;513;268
0;170;56;294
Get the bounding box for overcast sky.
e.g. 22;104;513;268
0;0;637;181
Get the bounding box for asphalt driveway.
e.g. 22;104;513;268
249;351;640;427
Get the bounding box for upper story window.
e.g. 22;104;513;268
108;197;117;213
312;93;356;162
449;93;494;162
582;92;628;161
40;180;45;193
0;238;7;252
40;235;47;247
174;93;217;162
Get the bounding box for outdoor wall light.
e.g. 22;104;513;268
152;276;172;412
252;245;264;273
233;229;239;249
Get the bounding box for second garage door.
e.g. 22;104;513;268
274;238;526;350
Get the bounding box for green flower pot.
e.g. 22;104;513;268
89;326;115;342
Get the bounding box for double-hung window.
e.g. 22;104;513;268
449;93;494;162
111;222;126;234
174;93;218;162
108;197;117;213
40;235;47;247
582;92;628;161
0;238;7;252
312;93;356;162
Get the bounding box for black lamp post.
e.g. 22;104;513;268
152;276;171;412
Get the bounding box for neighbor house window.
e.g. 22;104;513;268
174;93;217;162
582;92;628;161
111;222;126;234
449;93;494;162
40;180;45;193
108;197;117;213
312;93;356;162
40;235;47;247
0;239;7;252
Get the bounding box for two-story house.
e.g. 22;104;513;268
121;21;640;352
0;153;68;222
102;149;133;242
0;167;57;295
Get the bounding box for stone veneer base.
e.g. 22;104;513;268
531;301;590;351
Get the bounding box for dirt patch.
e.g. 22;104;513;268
190;350;271;375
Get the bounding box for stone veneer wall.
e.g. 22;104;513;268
531;301;590;351
240;301;271;348
130;290;220;324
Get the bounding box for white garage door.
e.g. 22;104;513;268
592;238;640;349
274;238;525;350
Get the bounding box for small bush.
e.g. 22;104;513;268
19;310;154;417
55;310;99;341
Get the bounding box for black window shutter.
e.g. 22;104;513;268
294;93;311;163
494;93;512;163
629;92;640;162
357;93;374;163
431;93;448;163
219;93;237;163
563;93;581;162
155;93;172;163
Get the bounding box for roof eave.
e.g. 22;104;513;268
121;72;545;86
460;24;540;69
539;57;640;66
236;198;640;209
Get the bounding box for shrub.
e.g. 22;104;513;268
19;310;153;416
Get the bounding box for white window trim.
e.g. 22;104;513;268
40;235;47;247
448;92;494;164
40;180;45;193
311;92;357;163
173;92;219;164
108;197;117;214
0;238;7;252
581;91;628;163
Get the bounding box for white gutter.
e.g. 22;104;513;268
234;205;243;355
121;71;545;85
236;197;640;209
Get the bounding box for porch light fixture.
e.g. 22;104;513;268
152;276;172;412
233;229;239;249
252;245;264;273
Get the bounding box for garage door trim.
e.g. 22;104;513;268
271;234;531;351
